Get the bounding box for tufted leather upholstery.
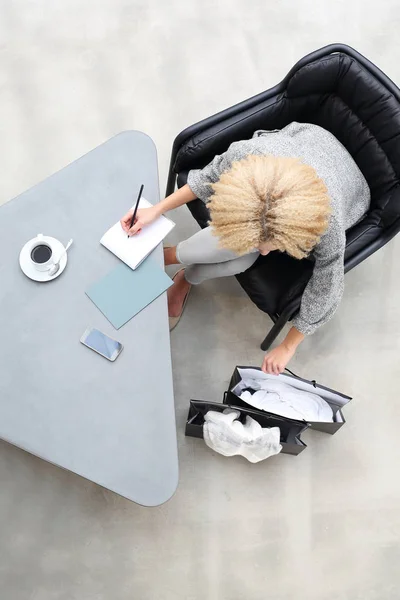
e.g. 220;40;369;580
167;45;400;347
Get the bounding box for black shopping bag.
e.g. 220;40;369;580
185;399;308;456
225;366;352;434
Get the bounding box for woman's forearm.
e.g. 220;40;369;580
283;326;305;350
156;184;197;216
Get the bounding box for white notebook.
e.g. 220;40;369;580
100;198;175;270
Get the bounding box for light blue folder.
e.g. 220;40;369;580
86;261;173;329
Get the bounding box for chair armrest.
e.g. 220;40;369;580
345;219;400;272
345;186;400;271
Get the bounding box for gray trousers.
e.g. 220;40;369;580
176;227;259;285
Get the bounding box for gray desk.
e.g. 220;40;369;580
0;131;178;506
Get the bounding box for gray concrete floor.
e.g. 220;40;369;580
1;2;400;599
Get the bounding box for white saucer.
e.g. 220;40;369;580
19;236;68;282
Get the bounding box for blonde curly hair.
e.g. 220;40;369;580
208;154;331;259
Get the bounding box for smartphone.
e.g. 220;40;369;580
80;328;123;362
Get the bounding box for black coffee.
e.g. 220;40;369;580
31;244;52;264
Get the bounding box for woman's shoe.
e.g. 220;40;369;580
168;269;191;331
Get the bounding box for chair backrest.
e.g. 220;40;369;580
174;52;400;204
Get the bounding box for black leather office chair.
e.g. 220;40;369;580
166;44;400;350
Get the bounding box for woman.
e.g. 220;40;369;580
121;122;370;374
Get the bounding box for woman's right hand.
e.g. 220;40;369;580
120;206;160;236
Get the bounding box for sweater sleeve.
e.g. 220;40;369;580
187;138;266;202
187;151;231;203
292;215;346;336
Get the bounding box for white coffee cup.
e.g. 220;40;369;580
29;234;56;272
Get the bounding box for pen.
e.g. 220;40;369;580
127;184;144;238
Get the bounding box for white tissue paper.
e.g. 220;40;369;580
239;378;333;422
203;409;282;463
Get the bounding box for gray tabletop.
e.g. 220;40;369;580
0;131;178;507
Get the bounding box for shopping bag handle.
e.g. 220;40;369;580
285;367;317;388
284;367;299;378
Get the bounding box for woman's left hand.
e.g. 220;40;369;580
262;343;296;375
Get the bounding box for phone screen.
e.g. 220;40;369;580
81;328;123;361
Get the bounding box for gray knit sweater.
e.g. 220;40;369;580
187;122;371;335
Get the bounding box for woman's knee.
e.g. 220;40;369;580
185;253;258;285
184;265;203;285
224;253;259;277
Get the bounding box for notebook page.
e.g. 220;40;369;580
100;198;175;270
